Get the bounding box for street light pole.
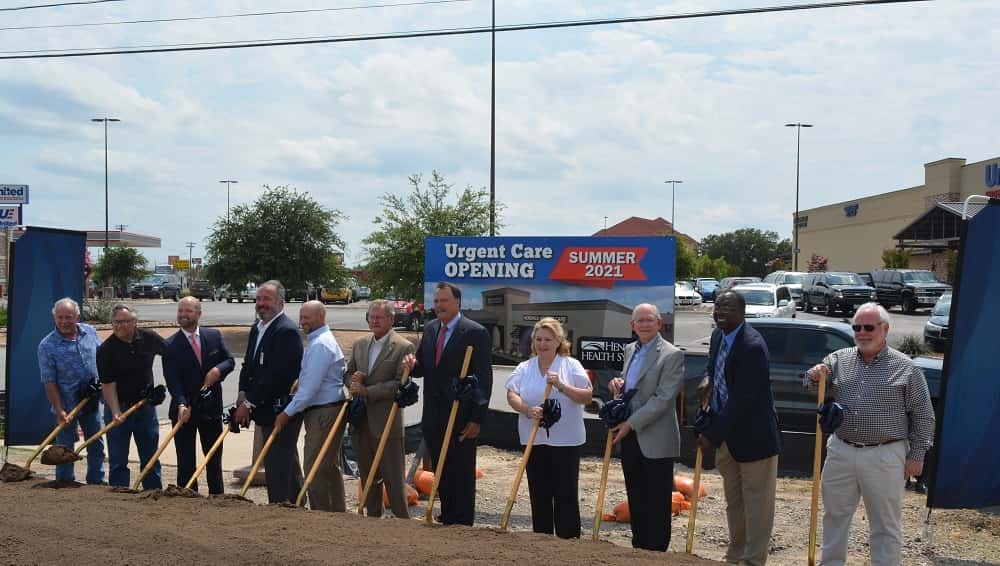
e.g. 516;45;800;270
219;180;238;222
664;180;683;235
92;117;120;250
785;123;813;271
489;0;496;236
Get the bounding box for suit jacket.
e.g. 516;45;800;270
701;323;781;462
346;330;415;440
238;313;304;426
163;327;235;421
621;334;685;459
410;315;493;428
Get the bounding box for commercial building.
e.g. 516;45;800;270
796;155;998;279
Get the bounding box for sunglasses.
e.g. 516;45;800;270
851;323;880;332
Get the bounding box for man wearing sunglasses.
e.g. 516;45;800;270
806;302;934;566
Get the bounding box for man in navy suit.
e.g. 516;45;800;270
697;291;781;566
403;282;492;525
163;296;235;494
233;280;305;503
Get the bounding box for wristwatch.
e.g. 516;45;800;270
242;399;255;409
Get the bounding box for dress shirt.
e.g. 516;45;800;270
181;327;200;354
283;326;346;416
505;355;591;446
438;313;461;349
38;323;101;413
368;332;390;373
710;322;743;412
624;338;652;392
253;313;283;359
819;345;935;461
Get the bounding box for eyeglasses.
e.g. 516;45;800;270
851;323;879;332
633;317;659;324
111;319;134;326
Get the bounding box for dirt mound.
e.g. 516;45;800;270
0;462;32;482
0;479;719;565
109;486;140;494
31;480;83;489
160;485;200;498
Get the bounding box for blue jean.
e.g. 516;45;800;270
104;403;161;489
54;406;105;484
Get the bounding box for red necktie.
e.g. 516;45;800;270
435;324;447;365
190;333;203;366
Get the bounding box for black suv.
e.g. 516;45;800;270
130;274;182;300
188;280;215;301
871;269;951;313
802;271;876;316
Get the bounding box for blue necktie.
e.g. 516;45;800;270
711;336;730;412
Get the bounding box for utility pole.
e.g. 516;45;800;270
185;241;196;285
489;0;496;236
114;224;128;233
92;117;120;251
664;180;683;235
219;180;238;222
785;123;813;271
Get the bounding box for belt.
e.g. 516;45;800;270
305;400;345;412
838;437;903;448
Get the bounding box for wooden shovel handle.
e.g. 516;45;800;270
25;397;91;468
75;399;146;455
686;390;713;553
133;419;185;490
592;430;615;542
808;376;827;566
425;345;474;524
185;425;231;490
295;398;351;507
357;367;411;515
500;382;554;530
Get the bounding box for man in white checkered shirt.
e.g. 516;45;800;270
806;302;934;566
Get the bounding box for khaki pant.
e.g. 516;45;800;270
302;403;346;512
716;442;778;566
820;436;906;566
353;420;409;518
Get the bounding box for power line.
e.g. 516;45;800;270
0;0;472;32
0;0;932;60
0;0;123;12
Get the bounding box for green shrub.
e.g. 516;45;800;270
83;298;114;324
894;334;928;357
179;288;192;298
0;305;7;326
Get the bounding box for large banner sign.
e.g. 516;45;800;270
425;236;675;364
927;200;1000;509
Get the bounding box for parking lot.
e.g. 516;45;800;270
122;298;931;350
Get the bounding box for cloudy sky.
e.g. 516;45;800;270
0;0;994;266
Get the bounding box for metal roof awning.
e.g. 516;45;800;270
892;201;988;250
85;230;161;248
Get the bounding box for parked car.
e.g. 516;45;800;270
763;271;807;306
674;281;703;306
188;280;215;301
718;276;762;294
857;272;875;287
129;274;182;300
872;268;951;313
730;283;796;319
353;286;371;301
801;271;876;316
387;297;433;330
694;278;719;301
923;293;952;352
320;286;352;304
224;283;258;303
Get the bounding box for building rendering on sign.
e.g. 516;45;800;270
796;155;998;278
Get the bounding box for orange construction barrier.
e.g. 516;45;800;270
674;474;708;499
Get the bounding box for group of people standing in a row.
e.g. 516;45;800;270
39;281;934;565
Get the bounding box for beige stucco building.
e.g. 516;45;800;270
796;155;999;278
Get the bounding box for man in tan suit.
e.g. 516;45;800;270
348;299;415;518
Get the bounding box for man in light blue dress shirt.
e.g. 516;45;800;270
274;300;346;511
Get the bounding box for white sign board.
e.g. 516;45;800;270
0;206;20;228
0;185;29;205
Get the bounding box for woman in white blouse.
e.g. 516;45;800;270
505;317;593;538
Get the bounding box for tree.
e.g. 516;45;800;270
362;171;497;299
693;254;738;280
92;246;149;297
699;228;791;277
204;185;349;294
675;239;696;280
881;248;911;268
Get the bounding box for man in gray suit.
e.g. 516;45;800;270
348;299;416;518
609;303;685;551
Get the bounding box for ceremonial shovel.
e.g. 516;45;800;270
357;367;411;515
184;408;239;490
0;397;91;482
132;419;185;490
40;399;148;466
808;370;828;566
425;345;474;524
686;380;713;554
500;382;554;530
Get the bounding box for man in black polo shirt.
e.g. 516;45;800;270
98;304;167;489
